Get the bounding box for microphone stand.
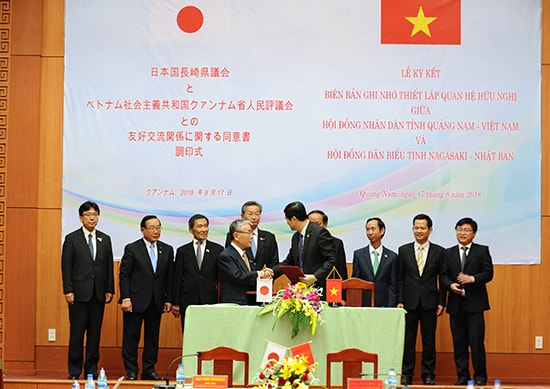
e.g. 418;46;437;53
154;352;202;389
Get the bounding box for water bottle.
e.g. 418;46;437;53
493;379;502;389
466;380;475;389
72;380;80;389
98;368;108;389
85;374;95;389
386;367;397;389
175;363;185;389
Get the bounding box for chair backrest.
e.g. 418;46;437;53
326;348;378;389
197;346;249;387
342;277;375;307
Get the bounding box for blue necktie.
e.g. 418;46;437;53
251;233;257;257
88;233;94;260
298;233;304;269
150;243;157;272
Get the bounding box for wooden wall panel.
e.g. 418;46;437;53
10;0;43;56
37;57;63;208
5;209;37;364
41;0;64;57
6;56;40;207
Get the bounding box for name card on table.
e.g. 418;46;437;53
192;375;228;389
347;378;384;389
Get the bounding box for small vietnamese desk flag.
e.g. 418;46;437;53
326;278;342;304
290;342;315;366
381;0;461;45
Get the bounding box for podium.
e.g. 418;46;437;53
183;304;405;386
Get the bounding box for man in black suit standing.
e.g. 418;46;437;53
225;201;282;279
352;217;398;307
307;209;348;280
119;215;174;381
62;201;114;380
218;219;274;304
280;201;337;295
441;217;494;386
172;214;223;330
397;214;446;386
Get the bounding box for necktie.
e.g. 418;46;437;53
88;233;94;260
242;251;251;271
461;246;468;271
373;250;379;275
251;233;257;257
150;243;157;272
417;245;424;276
298;233;304;269
196;241;203;268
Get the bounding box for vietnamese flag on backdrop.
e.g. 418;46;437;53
381;0;461;45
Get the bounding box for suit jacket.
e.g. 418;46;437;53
352;245;398;307
281;222;337;293
218;245;259;305
173;239;224;309
119;239;174;313
397;242;446;310
334;236;349;280
62;228;114;302
440;243;493;315
225;228;281;278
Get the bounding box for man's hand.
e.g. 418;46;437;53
121;299;132;313
65;292;75;305
105;293;113;304
172;305;180;318
299;274;317;286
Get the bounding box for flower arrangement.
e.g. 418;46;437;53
254;355;318;389
258;282;327;338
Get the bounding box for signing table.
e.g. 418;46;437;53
183;304;405;386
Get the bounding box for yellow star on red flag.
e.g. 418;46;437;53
405;6;437;37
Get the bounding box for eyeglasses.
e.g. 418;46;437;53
236;230;253;235
146;226;162;232
82;212;99;218
455;228;473;233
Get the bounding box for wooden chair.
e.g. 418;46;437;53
326;348;378;389
197;346;249;387
342;277;375;307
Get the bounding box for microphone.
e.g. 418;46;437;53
154;352;202;389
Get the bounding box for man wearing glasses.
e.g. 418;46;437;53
441;217;494;386
119;215;174;381
218;219;274;304
62;201;114;380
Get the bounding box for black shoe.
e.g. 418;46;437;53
68;376;79;380
454;377;470;385
127;373;138;380
142;371;164;381
423;376;435;385
475;379;487;386
401;376;412;386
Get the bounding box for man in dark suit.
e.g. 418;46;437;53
397;214;446;386
172;214;223;330
307;209;349;280
280;201;337;296
119;215;174;381
225;201;282;279
218;219;274;304
62;201;114;380
441;217;493;386
352;217;398;307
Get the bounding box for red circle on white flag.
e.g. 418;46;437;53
260;285;270;295
176;6;204;33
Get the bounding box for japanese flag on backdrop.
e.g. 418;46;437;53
260;340;288;368
326;278;342;304
290;341;315;366
257;278;273;303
